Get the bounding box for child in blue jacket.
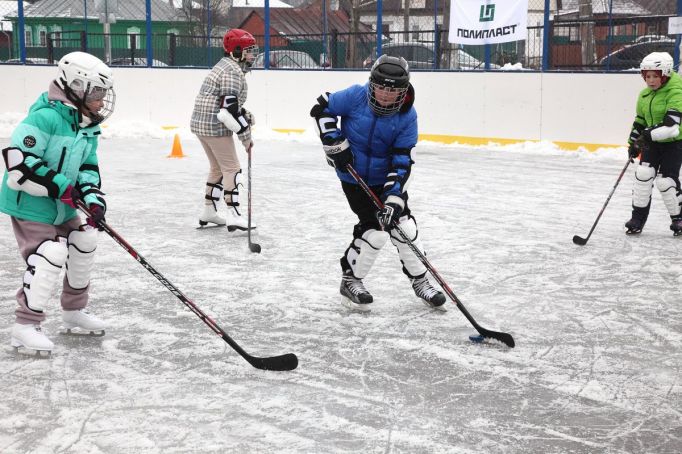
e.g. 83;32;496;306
310;55;446;312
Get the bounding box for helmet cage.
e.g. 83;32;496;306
367;82;408;116
367;55;410;116
223;29;258;66
58;52;115;125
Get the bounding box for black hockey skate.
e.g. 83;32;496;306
625;218;644;235
671;218;682;236
340;271;373;312
412;276;447;310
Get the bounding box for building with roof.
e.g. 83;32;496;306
3;0;189;64
551;0;667;68
237;0;372;67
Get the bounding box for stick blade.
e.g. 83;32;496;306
249;242;261;253
476;328;515;348
572;235;588;246
248;353;298;371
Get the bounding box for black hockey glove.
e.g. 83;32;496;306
628;136;650;162
377;200;403;229
377;192;405;229
322;136;353;171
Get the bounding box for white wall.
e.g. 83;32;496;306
1;65;642;148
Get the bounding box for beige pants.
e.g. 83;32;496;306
196;135;241;206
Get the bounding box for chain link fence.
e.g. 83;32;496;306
0;0;678;71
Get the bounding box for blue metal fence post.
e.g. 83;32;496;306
377;0;383;58
676;0;682;70
322;0;328;66
146;0;153;67
265;0;270;69
208;0;213;65
84;0;88;52
541;0;550;71
434;0;439;69
605;0;614;71
18;0;26;63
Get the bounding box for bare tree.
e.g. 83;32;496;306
345;0;377;67
578;0;597;66
175;0;230;37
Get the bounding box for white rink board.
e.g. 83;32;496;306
0;65;643;147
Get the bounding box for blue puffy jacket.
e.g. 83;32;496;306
326;83;417;197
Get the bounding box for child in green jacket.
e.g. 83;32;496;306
626;51;682;235
0;52;115;355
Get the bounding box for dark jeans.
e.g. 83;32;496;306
341;180;411;237
339;181;412;273
633;140;682;223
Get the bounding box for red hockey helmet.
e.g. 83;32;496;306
223;29;258;63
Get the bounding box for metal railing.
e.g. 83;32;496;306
0;0;678;71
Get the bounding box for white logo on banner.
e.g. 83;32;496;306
449;0;528;45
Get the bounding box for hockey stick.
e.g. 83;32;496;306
572;159;630;246
247;145;261;253
75;200;297;371
346;165;515;348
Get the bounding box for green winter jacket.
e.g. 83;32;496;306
632;71;682;142
0;92;104;225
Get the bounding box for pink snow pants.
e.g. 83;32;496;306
11;216;90;325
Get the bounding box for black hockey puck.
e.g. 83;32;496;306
469;334;485;343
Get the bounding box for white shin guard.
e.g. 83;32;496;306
390;216;427;278
23;238;68;312
205;179;224;211
66;227;98;290
633;164;656;208
655;176;682;217
345;229;389;279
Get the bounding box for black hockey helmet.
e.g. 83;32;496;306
368;55;410;116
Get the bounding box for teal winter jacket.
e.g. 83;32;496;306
0;92;104;225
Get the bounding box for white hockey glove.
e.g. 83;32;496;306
243;109;255;127
217;95;249;134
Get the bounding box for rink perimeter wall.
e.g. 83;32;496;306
1;66;642;151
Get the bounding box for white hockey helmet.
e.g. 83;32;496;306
57;51;115;125
640;51;674;78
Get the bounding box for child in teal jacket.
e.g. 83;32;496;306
1;52;115;355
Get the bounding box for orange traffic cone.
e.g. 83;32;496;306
167;133;185;158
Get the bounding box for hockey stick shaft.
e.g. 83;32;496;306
75;200;296;370
247;146;261;253
346;165;515;348
573;159;630;246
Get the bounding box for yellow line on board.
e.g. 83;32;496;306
418;134;622;152
202;128;621;152
273;128;306;134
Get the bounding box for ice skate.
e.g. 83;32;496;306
61;309;106;336
226;207;255;232
625;218;644;235
340;271;373;312
198;205;226;229
671;217;682;236
411;275;447;310
10;323;53;357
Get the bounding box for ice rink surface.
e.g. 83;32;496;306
0;132;680;453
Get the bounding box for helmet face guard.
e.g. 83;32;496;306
223;29;259;68
58;51;115;125
367;55;410;116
